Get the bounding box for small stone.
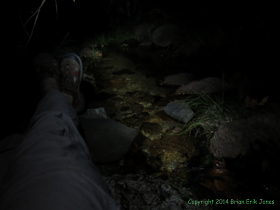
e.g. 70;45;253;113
130;104;144;113
163;101;194;123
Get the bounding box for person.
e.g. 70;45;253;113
0;52;120;209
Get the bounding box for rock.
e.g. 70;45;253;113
120;43;129;51
175;77;228;95
210;113;280;159
145;115;163;123
134;23;155;41
79;107;109;119
80;47;94;59
142;133;199;174
112;69;134;75
158;121;185;133
83;73;97;88
163;101;194;123
130;104;144;113
161;151;188;172
79;117;138;163
151;24;181;47
161;73;194;86
103;79;128;89
140;122;162;140
105;173;212;210
139;41;152;47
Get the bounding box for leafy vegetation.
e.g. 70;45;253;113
82;28;139;71
87;28;139;47
179;93;245;140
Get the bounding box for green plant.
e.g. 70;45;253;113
83;58;97;72
86;28;139;49
84;52;99;72
202;154;212;166
179;93;244;139
90;35;107;46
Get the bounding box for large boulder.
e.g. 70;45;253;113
175;77;229;95
160;73;194;86
134;23;155;41
79;109;138;163
151;24;182;47
210;112;280;159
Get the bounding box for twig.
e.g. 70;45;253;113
56;32;70;51
17;1;30;37
23;0;47;49
24;7;41;49
24;0;47;27
55;0;58;22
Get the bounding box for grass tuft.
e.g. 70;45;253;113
178;93;245;140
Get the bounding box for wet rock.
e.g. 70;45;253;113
163;101;194;123
106;173;213;210
102;70;170;97
103;79;128;89
210;113;280;159
144;114;163;123
139;101;153;109
161;73;194;86
161;151;188;172
170;126;184;134
158;121;185;133
175;77;229;95
152;24;182;47
142;134;199;174
130;104;144;113
155;110;178;122
121;113;149;130
102;92;157;120
140;122;163;139
112;69;135;75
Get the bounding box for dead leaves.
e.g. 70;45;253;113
244;95;269;108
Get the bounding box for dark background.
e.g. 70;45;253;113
13;0;274;52
3;0;276;139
